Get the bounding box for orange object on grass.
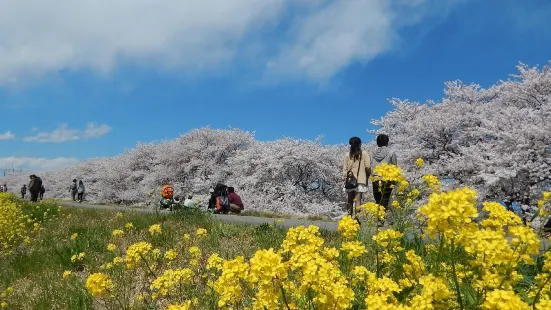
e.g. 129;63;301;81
161;185;174;199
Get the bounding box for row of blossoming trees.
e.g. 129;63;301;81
5;61;551;216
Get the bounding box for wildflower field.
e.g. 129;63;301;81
2;164;551;310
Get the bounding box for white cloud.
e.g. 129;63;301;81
24;123;111;143
0;131;16;140
0;156;79;171
83;123;112;138
0;0;465;84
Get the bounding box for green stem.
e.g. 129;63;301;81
278;282;292;310
532;273;551;309
450;240;465;310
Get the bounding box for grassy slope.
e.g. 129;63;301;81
0;205;340;310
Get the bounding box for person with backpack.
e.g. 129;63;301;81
214;184;230;214
28;175;42;202
370;134;397;226
159;184;175;210
21;185;27;199
77;180;85;203
69;179;78;201
227;187;244;214
39;185;46;200
342;137;371;219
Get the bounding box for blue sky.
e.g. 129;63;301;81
1;0;550;171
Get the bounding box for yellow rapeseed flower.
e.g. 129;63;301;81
112;229;124;237
164;249;178;261
149;224;162;235
337;216;360;240
196;228;208;238
416;158;425;168
70;233;78;240
166;301;192;310
86;273;113;297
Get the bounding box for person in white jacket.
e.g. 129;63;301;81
183;195;195;208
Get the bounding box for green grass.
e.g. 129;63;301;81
0;204;341;309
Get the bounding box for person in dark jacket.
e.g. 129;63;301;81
69;179;78;201
28;175;42;202
21;185;27;199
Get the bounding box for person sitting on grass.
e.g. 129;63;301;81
183;195;195;208
227;187;244;214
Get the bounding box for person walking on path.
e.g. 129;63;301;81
77;180;85;203
342;137;371;218
2;184;7;192
28;175;42;202
69;179;78;201
21;185;27;199
370;134;398;225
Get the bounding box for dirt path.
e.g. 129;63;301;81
58;201;551;252
59;201;339;231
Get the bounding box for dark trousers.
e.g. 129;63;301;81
77;193;84;202
30;191;39;202
39;192;44;200
21;193;25;199
373;181;394;210
71;191;77;201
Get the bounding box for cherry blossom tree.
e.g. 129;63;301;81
371;61;551;202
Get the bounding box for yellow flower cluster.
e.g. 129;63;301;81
85;273;113;297
341;241;367;259
483;289;530;310
416;158;425;168
372;163;406;183
337;216;359;239
149;224;162;235
422;174;440;191
166;301;192;310
419;187;478;239
71;252;86;263
124;241;153;269
358;202;386;221
0;193;49;256
112;229;124;237
151;268;194;296
195;228;207;238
